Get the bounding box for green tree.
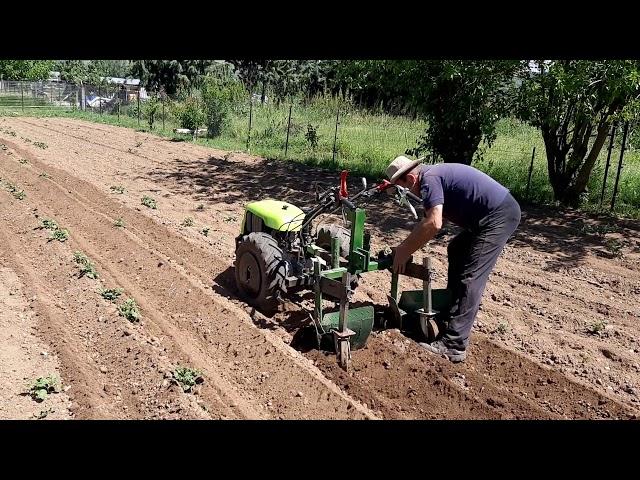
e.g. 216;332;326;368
404;60;520;164
130;60;211;96
514;60;640;205
176;96;205;133
0;60;53;80
201;77;245;137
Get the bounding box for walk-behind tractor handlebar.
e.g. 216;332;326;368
303;171;422;232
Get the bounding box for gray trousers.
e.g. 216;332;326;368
444;193;521;350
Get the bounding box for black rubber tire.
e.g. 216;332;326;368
316;224;351;258
234;232;287;311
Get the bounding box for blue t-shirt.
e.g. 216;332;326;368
419;163;509;229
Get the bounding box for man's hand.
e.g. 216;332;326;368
392;205;443;275
392;245;411;274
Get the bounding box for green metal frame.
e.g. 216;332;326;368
313;207;381;354
314;207;382;283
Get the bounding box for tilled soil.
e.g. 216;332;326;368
0;117;638;419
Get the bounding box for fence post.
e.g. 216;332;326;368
611;121;630;212
599;122;617;208
20;81;24;112
526;146;536;199
284;104;292;157
137;88;141;127
99;84;102;114
247;94;253;152
332;102;340;163
162;95;165;132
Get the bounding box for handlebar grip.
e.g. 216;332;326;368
376;179;393;192
407;191;422;203
340;170;349;198
341;197;356;210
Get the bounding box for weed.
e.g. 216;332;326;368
39;172;51;179
141;195;157;209
196;204;205;211
33;141;48;149
182;217;194;227
305;124;319;150
41;218;58;230
202;227;210;236
114;218;125;228
604;239;624;258
172;366;204;392
28;375;59;402
100;287;123;302
110;185;126;194
118;298;141;322
12;189;26;200
48;228;69;242
495;322;509;334
587;320;607;335
18;158;28;164
73;251;99;279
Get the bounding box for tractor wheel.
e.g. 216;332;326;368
234;232;287;311
316;224;351;258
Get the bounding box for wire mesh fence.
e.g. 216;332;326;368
1;77;639;215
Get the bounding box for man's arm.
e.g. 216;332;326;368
392;204;443;274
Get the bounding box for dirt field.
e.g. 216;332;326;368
1;117;639;420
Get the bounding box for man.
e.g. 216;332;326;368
387;156;521;363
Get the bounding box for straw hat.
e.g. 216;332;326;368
385;155;423;183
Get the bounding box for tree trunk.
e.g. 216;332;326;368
543;113;615;206
542;129;569;200
561;120;612;203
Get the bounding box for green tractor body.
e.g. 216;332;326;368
241;200;305;234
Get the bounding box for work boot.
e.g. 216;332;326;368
419;339;467;363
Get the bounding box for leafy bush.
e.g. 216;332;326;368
201;78;245;138
176;96;205;132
